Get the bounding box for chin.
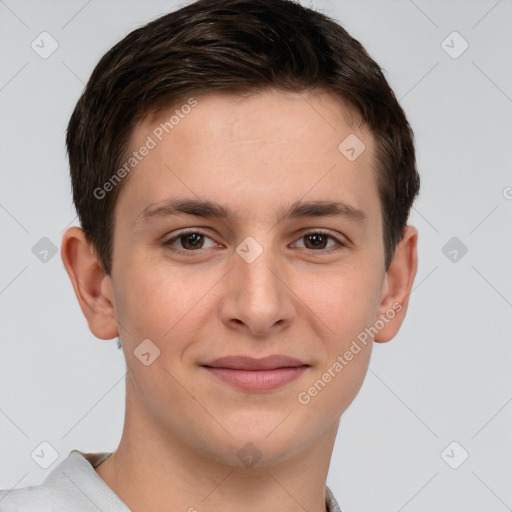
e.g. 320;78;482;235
208;418;318;468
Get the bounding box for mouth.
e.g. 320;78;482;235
201;355;310;392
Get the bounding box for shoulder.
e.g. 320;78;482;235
0;485;58;512
0;450;119;512
325;485;343;512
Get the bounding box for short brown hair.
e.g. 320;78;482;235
66;0;419;274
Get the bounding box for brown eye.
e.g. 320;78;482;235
303;233;329;249
292;232;345;252
165;231;218;252
179;233;204;250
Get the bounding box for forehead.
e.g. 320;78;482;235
143;89;365;156
117;89;380;225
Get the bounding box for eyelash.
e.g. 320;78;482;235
163;229;347;256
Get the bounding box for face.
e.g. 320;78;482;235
103;89;395;467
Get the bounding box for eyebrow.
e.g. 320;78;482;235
135;197;367;225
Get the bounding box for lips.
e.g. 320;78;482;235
202;355;308;371
201;355;309;391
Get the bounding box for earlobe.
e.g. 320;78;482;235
61;227;119;340
374;225;418;343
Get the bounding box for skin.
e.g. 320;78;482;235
61;89;418;512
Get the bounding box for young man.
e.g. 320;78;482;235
0;0;419;510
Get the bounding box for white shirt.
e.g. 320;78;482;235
0;450;342;511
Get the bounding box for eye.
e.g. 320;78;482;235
164;231;219;252
292;232;345;251
163;229;346;255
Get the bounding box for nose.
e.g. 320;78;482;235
219;243;295;337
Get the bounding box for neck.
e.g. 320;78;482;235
95;373;338;512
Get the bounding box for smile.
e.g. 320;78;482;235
201;355;310;392
203;366;309;391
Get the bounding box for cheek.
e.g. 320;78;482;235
293;270;378;414
113;256;220;349
301;265;382;340
113;261;208;398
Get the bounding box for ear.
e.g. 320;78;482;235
61;227;119;340
374;225;418;343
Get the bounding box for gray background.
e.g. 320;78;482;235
1;0;511;510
